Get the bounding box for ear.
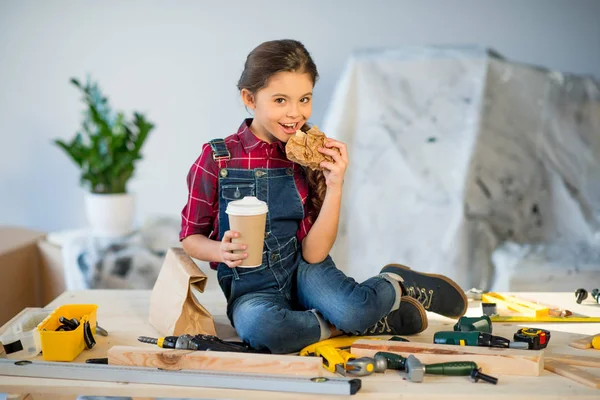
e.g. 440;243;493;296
240;89;256;110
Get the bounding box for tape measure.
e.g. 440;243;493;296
514;328;551;350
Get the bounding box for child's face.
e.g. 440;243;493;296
242;71;313;143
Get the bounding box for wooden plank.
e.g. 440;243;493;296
108;345;323;377
546;353;600;368
351;339;543;376
570;333;600;350
544;360;600;389
29;395;77;400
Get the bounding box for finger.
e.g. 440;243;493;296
319;161;337;171
221;231;240;243
226;259;243;268
224;251;248;261
222;242;247;252
318;147;342;163
326;139;348;163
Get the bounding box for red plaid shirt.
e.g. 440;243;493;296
180;119;313;268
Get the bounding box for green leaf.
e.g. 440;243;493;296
54;76;154;194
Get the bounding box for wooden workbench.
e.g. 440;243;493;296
1;274;599;399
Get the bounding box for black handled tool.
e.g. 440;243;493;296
138;334;264;353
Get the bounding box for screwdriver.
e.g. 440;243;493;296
424;360;498;384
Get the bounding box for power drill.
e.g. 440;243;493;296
138;334;261;353
434;331;529;349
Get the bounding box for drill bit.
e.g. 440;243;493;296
138;336;158;345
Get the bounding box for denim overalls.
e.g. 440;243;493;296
210;138;399;354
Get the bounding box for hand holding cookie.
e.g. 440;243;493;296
285;125;348;188
318;138;348;188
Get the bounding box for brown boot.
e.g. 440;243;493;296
381;263;468;318
362;296;428;336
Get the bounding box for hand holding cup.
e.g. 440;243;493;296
220;230;248;268
225;196;268;268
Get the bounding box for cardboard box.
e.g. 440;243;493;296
0;227;65;326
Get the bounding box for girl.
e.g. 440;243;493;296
180;39;467;354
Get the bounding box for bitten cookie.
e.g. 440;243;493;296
285;125;338;171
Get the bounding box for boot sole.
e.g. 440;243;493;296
382;264;468;318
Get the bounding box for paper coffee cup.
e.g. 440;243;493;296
226;196;268;267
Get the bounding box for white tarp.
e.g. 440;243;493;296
324;46;600;290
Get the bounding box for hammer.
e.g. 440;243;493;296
405;355;498;384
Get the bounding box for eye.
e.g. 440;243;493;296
274;98;285;104
300;97;311;104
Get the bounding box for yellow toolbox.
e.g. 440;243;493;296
37;304;98;361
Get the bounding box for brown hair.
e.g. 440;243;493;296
237;39;327;224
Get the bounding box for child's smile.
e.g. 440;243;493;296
242;71;313;144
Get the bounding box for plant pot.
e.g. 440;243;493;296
84;192;135;237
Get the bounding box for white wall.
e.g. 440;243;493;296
1;0;599;233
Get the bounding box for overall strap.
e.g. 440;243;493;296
208;138;230;169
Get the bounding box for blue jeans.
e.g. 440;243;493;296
212;161;399;354
218;254;397;354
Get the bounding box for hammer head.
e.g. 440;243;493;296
406;355;425;383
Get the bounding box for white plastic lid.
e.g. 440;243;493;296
226;196;268;216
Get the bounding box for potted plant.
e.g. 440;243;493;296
54;76;155;237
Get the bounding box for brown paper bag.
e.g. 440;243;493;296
149;247;217;336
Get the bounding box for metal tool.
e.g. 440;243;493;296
453;316;492;333
0;358;362;395
434;331;529;349
405;355;498;384
85;357;108;364
592;289;600;304
299;336;383;376
314;345;349;375
405;355;425;382
138;334;258;353
345;357;377;376
575;288;588;304
96;323;108;336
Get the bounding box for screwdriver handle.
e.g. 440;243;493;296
425;361;478;376
374;351;407;371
